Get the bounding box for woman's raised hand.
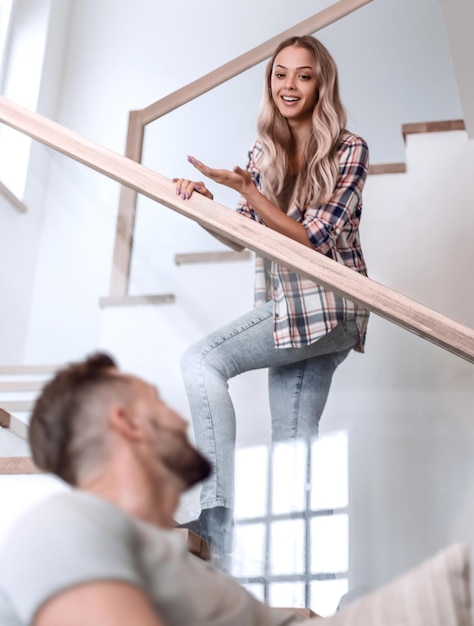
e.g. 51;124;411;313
174;155;254;201
186;156;254;195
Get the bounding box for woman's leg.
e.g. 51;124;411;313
180;311;358;567
180;301;276;510
181;310;359;507
269;320;360;441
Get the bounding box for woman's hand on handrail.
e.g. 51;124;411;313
172;164;244;252
172;176;214;201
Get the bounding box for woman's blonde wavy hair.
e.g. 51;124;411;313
257;35;347;210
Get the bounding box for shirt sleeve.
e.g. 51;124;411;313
236;142;265;223
0;492;142;625
302;134;369;255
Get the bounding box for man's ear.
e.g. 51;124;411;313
108;405;143;441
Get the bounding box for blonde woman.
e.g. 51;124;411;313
174;35;369;568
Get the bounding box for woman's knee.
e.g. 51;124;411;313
180;339;231;385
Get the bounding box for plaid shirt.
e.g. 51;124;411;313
236;131;370;352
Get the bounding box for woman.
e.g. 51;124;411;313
174;35;369;567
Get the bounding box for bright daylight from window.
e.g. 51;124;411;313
233;431;349;617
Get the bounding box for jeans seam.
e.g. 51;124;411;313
290;361;305;439
195;306;274;507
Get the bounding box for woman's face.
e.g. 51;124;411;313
270;45;318;125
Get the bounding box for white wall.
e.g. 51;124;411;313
0;0;73;364
439;0;474;138
330;129;474;590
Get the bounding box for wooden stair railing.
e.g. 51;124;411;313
111;0;374;297
0;179;27;213
0;96;473;363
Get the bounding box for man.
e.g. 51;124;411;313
0;353;304;626
0;353;470;626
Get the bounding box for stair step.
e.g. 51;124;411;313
0;410;29;439
3;417;28;439
0;366;55;437
0;400;34;413
174;250;252;265
0;365;58;376
0;457;40;474
99;294;175;308
0;381;45;392
0;408;10;428
174;528;210;561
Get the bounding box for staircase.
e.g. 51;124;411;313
0;365;58;474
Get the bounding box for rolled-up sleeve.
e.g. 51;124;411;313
303;136;369;255
236;143;264;222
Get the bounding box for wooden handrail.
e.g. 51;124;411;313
110;0;374;296
0;95;473;363
137;0;373;126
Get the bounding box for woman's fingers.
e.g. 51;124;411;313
188;157;234;186
172;177;213;200
172;177;195;199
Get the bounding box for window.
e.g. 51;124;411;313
232;431;349;617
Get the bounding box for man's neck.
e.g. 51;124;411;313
81;458;175;528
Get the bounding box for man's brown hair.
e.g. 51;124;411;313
29;352;125;485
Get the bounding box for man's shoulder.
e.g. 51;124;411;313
3;490;131;546
0;491;146;625
0;490;138;587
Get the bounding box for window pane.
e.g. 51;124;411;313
311;579;348;618
231;523;266;578
269;519;305;575
235;445;268;519
311;514;348;573
311;431;348;510
272;439;307;515
269;581;305;609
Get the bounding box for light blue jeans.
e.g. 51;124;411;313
180;300;359;510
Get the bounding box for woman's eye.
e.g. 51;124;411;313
299;74;311;80
275;73;285;79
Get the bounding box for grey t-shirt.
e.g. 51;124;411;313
0;491;300;626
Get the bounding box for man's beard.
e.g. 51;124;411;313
153;424;212;489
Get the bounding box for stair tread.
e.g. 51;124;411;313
174;528;210;561
0;365;58;375
0;400;34;412
0;456;39;474
0;381;45;392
